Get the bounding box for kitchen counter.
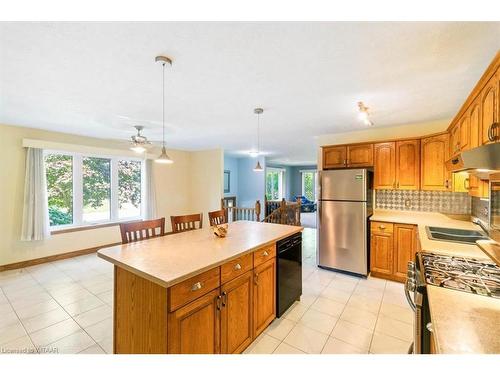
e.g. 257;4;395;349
371;210;489;259
427;285;500;354
98;220;302;287
371;209;499;354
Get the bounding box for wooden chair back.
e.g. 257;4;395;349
208;209;227;226
119;218;165;244
170;213;203;233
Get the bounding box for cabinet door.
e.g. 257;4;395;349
480;74;499;144
420;133;451;191
452;172;469;193
323;146;347;169
395;140;420;190
469;99;481;149
370;231;394;277
168;288;220;354
374;142;396;189
459;114;470;151
253;258;276;338
393;224;417;282
220;271;253;354
449;122;460;156
347;144;373;167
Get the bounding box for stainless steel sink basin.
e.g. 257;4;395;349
425;226;489;244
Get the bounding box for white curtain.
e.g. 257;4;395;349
21;148;51;241
144;159;157;220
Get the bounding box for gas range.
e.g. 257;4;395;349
420;253;500;299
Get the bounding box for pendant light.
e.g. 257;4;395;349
252;108;264;172
155;55;174;164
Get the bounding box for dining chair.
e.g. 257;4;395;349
170;213;203;233
208;209;227;226
119;218;165;244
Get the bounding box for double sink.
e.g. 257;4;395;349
426;226;489;245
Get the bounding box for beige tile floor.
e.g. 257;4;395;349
0;228;413;354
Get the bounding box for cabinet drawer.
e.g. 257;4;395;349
253;244;276;267
371;221;394;234
169;267;220;312
221;253;253;284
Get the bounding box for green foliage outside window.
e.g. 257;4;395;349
45;154;73;226
303;172;315;201
266;171;280;200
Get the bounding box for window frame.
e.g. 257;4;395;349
301;170;317;202
44;149;146;230
266;167;285;201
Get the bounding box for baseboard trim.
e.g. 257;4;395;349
0;242;122;272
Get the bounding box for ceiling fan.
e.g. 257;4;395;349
130;125;152;153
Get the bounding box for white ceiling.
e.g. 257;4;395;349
1;22;499;165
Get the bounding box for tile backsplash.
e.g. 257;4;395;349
471;196;489;223
375;190;471;214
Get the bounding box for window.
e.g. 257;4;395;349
266;168;285;200
301;170;317;201
45;151;144;228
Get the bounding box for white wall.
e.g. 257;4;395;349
0;124;223;265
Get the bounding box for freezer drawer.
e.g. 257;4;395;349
318;200;368;275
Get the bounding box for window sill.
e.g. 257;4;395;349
50;219;143;235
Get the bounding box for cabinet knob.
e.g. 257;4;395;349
191;281;203;291
262;250;269;257
379;225;386;230
234;263;242;271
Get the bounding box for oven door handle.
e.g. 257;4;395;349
404;280;417;312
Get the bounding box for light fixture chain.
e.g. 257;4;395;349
162;63;165;147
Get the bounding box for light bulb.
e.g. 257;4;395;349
130;145;146;153
249;151;259;158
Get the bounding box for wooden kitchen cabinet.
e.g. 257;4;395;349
220;271;253;354
346;143;374;167
395;139;420;190
480;72;499;145
370;221;417;283
449;121;461;157
322;143;373;169
323;146;347;169
393;224;417;282
420;133;451;191
450;114;470;157
253;257;276;338
469;98;481;149
374;142;396;189
168;288;221;354
370;222;394;278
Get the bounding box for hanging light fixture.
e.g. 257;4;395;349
155;55;174;164
358;101;374;126
252;108;264;172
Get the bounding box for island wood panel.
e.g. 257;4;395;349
395;139;420;190
253;257;276;337
420;133;451;191
114;267;168;354
220;271;254;354
374;142;396;189
323;145;347;169
168;288;221;354
253;243;276;267
346;143;373;167
393;224;417;282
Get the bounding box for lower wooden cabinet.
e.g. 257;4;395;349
168;288;221;354
220;271;253;354
370;221;417;283
253;257;276;337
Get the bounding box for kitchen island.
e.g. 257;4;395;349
97;220;302;354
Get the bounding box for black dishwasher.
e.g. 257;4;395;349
276;232;302;317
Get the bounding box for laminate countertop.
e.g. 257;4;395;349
98;220;302;288
371;209;500;354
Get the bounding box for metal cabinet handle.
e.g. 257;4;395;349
464;178;470;190
426;323;434;333
445;179;449;189
488;123;499;142
262;251;269;257
221;291;227;307
379;225;386;230
254;273;259;285
393;181;396;189
234;263;242;271
397;181;400;188
216;295;222;310
191;281;203;291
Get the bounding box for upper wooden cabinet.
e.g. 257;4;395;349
322;144;373;169
450;114;470;157
374;140;419;190
346;143;374;167
395;140;420;190
374;142;396;189
480;71;499;144
421;133;451;191
323;146;346;169
469;98;481;149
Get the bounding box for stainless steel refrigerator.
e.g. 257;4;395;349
318;169;372;276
